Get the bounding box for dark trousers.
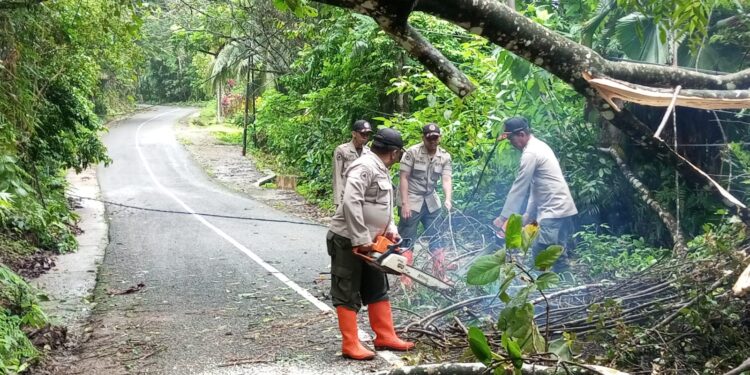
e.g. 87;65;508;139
326;231;389;312
397;204;443;253
530;215;576;259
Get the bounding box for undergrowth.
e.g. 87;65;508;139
0;265;48;373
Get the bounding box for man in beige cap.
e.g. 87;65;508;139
333;119;372;208
398;123;453;279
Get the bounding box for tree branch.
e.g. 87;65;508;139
598;147;688;255
590;98;750;222
723;357;750;375
376;23;475;97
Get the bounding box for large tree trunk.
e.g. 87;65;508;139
310;0;750;222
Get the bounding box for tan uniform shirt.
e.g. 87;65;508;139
329;153;397;247
398;143;452;214
333;141;370;206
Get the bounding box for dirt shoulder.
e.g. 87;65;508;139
174;113;332;226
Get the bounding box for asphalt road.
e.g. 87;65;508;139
91;106;390;374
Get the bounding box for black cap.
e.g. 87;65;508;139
504;116;530;133
422;123;441;137
372;128;404;149
352;120;373;133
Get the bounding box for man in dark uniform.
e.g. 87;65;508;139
327;128;414;360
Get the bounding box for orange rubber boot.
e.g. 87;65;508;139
368;300;415;351
399;250;414;288
336;306;375;360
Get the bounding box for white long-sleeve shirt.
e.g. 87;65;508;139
500;136;577;222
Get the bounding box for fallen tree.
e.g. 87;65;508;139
306;0;750;224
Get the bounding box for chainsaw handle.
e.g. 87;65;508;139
391;238;412;252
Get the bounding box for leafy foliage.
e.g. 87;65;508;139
465;214;565;371
0;0;139;251
0;265;48;373
573;224;668;278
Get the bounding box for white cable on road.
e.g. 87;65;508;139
134;109;332;312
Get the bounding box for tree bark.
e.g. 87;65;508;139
309;0;750;221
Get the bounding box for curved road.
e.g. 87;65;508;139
83;106;390;374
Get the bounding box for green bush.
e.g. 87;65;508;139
0;265;48;373
572;224;669;278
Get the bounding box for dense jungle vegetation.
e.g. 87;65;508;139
1;0;749;372
1;0;142;370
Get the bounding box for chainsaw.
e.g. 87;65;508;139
356;235;453;292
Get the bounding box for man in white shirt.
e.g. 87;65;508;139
493;117;577;257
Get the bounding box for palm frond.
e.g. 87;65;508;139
615;12;670;64
581;0;618;47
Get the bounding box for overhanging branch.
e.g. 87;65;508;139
377;23;475;97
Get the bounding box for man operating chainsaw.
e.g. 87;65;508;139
326;127;415;360
493;116;577;259
397;123;453;280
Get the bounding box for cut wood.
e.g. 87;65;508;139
732;262;750;297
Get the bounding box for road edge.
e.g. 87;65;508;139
31;168;108;336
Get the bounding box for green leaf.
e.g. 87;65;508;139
534;245;564;271
505;214;523;249
510;58;530;81
548;337;573;361
521;223;539;251
535;272;560;290
580;0;620;47
497;269;516;303
468;326;493;365
272;0;290;12
499;292;511;303
467;252;505;285
503;334;524;369
615;13;669;63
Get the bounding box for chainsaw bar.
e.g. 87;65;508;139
378;254;453;291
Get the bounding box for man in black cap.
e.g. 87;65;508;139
333;119;372;208
397;123;453;280
494;116;577;258
327;127;414;360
